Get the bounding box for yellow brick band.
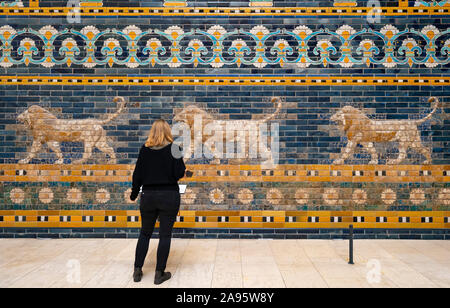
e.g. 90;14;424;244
1;164;448;183
0;210;448;229
1;76;449;86
0;6;448;16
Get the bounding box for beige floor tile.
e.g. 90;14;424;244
168;263;215;288
1;239;449;288
324;277;371;288
242;274;285;288
211;263;243;288
279;267;328;288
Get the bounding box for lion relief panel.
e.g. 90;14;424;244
15;95;445;166
331;97;444;165
17;97;126;165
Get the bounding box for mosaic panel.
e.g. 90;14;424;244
0;0;449;234
0;24;449;69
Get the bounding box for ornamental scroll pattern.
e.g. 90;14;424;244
415;0;450;6
0;1;23;6
0;24;449;68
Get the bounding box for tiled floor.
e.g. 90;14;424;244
0;239;449;288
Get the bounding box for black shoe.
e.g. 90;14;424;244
133;267;143;283
154;270;171;285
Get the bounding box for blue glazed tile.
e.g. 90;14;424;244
422;235;445;240
232;229;252;234
239;234;262;239
49;228;72;234
172;234;195;239
399;235;422;240
194;234;217;239
262;234;285;239
105;233;127;238
37;233;60;239
184;228;207;234
285;234;307;239
252;229;275;234
14;233;37;239
297;229;320;234
218;234;240;239
307;234;331;239
206;229;230;234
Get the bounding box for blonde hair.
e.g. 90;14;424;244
145;119;174;148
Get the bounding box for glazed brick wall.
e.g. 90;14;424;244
0;85;449;165
0;0;449;226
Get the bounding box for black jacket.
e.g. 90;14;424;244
130;143;186;201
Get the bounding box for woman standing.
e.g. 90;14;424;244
130;119;186;284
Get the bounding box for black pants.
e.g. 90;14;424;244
134;190;180;271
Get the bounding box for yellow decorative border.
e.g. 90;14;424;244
1;210;448;229
0;6;448;16
1;164;448;183
1;76;449;86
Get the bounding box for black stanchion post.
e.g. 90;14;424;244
348;224;354;265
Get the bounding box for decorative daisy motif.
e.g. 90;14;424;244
380;25;399;39
96;188;110;204
237;188;254;205
67;188;82;204
0;25;16;39
402;38;418;49
438;188;450;206
103;38;120;50
62;38;78;50
60;38;79;67
80;25;100;41
209;188;225;204
410;188;426;205
123;25;142;39
182;188;197;205
146;38;162;49
124;188;135;204
316;40;333;51
358;39;376;67
250;25;270;40
421;25;440;39
164;26;184;40
19;38;36;49
188;39;205;50
293;25;312;40
336;25;356;40
231;39;248;49
360;39;375;50
267;188;283;205
352;189;367;205
381;189;397;205
323;188;339;206
295;188;309;205
80;26;100;68
207;25;227;39
38;25;58;40
274;39;290;50
39;188;54;204
9;188;25;204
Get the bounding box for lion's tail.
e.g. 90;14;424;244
415;97;440;125
260;97;283;123
100;96;126;125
